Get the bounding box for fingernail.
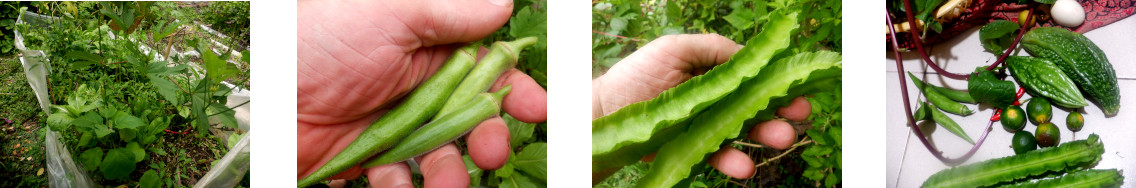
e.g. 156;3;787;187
489;0;512;6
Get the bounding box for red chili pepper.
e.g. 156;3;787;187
992;87;1028;121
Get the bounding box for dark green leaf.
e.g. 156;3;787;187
127;142;146;162
47;113;74;131
113;112;145;129
148;75;180;104
499;172;543;188
140;170;161;188
979;20;1019;55
79;148;104;171
806;129;830;146
514;142;547;180
968;68;1016;108
504;114;535;148
100;148;135;180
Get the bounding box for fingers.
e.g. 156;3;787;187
416;144;471;188
491;69;548;123
365;163;414;188
593;34;741;116
710;146;756;179
777;96;812;122
632;34;744;71
749;119;797;150
390;0;514;46
466;117;511;170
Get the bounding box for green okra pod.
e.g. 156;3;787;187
362;86;510;168
296;45;479;187
926;102;975;144
437;37;537;116
908;72;974;115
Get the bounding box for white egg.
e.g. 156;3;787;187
1051;0;1086;27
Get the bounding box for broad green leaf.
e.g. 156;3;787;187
499;172;543;188
149;75;181;105
113;112;145;129
826;171;840;186
802;145;833;157
979;20;1019;56
504;114;535;148
210;103;239;129
119;128;136;142
72;112;103;129
140;170;161;188
723;7;755;30
968;67;1016;108
514;142;547;180
78;131;93;147
79;148;104;171
100;148;135;180
496;151;516;178
47;113;74;131
127;142;146;162
830;126;842;147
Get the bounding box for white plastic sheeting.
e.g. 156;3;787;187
16;11;250;187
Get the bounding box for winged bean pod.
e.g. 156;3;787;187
437;37;537;116
997;169;1123;188
922;134;1105;188
296;45;479;187
362;86;510;168
592;11;798;159
636;51;842;188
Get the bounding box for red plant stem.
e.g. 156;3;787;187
889;11;992;165
899;0;971;80
897;1;1036;79
987;6;1036;70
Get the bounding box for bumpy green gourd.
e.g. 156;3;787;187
998;169;1124;188
1005;56;1087;108
592;11;798;159
1021;27;1120;116
297;45;478;187
922;134;1105;188
637;51;842;188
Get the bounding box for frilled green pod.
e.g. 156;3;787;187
591;11;799;160
998;169;1123;188
922;134;1105;188
636;51;842;188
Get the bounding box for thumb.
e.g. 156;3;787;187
395;0;515;46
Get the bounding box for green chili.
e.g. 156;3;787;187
362;86;510;168
296;45;479;187
436;37;537;116
636;51;842;188
592;11;799;160
909;72;974;115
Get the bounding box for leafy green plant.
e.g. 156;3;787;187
16;2;248;185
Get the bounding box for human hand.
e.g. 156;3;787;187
297;0;547;187
591;34;810;180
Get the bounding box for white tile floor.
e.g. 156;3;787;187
885;17;1136;187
